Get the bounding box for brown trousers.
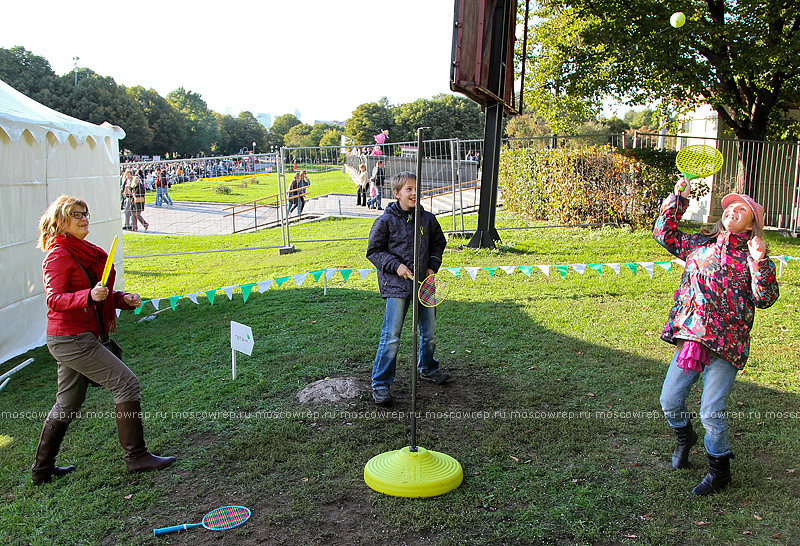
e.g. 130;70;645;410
46;332;140;422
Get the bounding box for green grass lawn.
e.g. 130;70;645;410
1;214;799;545
150;169;356;206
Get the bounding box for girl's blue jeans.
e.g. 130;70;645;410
372;297;437;389
659;348;739;457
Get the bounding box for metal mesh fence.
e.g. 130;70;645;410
119;133;799;259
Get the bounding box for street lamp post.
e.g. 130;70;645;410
72;56;80;86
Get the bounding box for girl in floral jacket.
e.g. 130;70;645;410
653;178;779;496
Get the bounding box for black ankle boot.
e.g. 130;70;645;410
692;453;734;496
671;422;698;470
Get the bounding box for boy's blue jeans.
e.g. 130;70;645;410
659;348;739;457
155;187;164;207
372;297;438;390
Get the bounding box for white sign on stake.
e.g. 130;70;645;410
230;321;254;379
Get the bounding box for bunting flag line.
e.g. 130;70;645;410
130;256;798;314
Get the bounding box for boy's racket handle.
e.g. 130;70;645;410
153;523;201;536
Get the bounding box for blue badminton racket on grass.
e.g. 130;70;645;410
153;505;251;536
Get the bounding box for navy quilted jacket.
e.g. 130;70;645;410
366;202;446;298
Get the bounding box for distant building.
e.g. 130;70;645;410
294;109;302;121
257;113;271;130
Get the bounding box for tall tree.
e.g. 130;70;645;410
345;98;394;145
0;46;65;108
128;86;185;156
392;94;484;142
269;113;302;148
236;111;269;153
167;88;218;156
522;0;800;193
58;70;152;154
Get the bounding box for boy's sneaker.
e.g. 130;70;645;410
420;369;451;384
372;387;393;405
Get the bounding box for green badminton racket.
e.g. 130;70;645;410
675;144;724;191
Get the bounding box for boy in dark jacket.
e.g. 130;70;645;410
366;172;449;405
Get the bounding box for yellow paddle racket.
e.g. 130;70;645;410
100;235;118;287
675;144;723;192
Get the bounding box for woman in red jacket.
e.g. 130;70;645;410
32;195;175;485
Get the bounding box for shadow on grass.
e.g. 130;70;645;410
1;289;798;546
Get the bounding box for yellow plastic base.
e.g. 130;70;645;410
364;446;463;498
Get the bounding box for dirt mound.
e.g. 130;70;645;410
297;376;366;404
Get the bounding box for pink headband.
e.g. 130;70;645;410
721;193;764;230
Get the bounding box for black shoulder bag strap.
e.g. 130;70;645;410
62;248;110;343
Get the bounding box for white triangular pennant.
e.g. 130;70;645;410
116;309;121;318
656;262;672;271
500;266;516;275
358;269;373;280
605;263;621;275
572;264;586;275
150;298;161;310
535;265;550;277
222;286;235;300
187;292;199;304
672;258;686;268
465;267;480;281
257;280;272;292
325;268;338;281
775;255;788;266
293;273;308;286
638;262;655;278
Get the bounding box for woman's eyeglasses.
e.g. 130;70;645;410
69;211;90;220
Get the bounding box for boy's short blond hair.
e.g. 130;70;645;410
391;171;416;194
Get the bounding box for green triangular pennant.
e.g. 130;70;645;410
587;264;603;276
241;283;255;303
623;262;638;275
446;267;461;278
275;276;290;287
311;269;325;282
205;290;216;305
518;266;532;277
339;269;353;282
482;266;497;278
169;296;181;310
556;265;569;279
134;303;145;315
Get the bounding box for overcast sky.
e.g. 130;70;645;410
2;0;461;123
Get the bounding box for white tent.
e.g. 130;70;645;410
0;78;126;365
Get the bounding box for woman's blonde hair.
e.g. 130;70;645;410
37;195;88;251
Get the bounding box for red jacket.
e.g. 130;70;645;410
43;246;133;336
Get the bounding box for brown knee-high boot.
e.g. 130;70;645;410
31;418;76;485
115;400;175;472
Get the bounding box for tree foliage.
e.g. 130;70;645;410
166;88;218;156
128;86;185;156
0;46;64;108
522;0;800;142
345;99;394;145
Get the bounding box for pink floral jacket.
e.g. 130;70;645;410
653;194;779;368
